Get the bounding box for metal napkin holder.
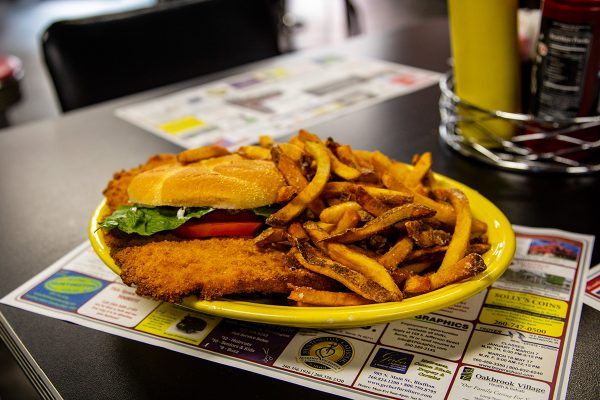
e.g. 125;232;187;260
438;72;600;174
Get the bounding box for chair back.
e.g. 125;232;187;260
42;0;281;112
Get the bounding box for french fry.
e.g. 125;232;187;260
275;186;296;203
319;201;362;224
267;141;331;226
316;221;336;233
324;244;403;300
403;274;431;296
381;173;456;226
379;237;414;270
326;147;362;180
429;253;486;290
254;227;288;247
297;129;322;143
353;186;391;217
436;188;472;273
371;151;410;182
370;151;392;179
404;253;486;296
238;145;272;160
177;145;230;164
272;146;325;215
259;135;274;148
405;152;432;188
278;143;305;162
289;136;305;150
288;285;373;306
397;261;435;274
271;147;307;187
287;222;309;240
404;246;447;263
322;182;413;205
334;144;362;169
323;204;436;244
405;243;491;264
389;268;410;285
331;209;361;235
353;150;375;169
346;244;380;259
405;220;451;247
293;243;397;302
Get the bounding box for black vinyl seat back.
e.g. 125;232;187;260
42;0;281;112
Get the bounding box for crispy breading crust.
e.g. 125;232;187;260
102;154;337;302
112;237;337;302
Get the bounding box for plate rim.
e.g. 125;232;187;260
88;174;516;328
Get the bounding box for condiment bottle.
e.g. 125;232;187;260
530;0;600;118
448;0;521;145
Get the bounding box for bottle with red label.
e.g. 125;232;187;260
530;0;600;119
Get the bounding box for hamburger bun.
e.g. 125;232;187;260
127;154;286;209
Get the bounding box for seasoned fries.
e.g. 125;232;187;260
181;130;492;306
292;243;396;302
322;204;436;244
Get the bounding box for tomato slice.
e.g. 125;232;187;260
174;221;263;238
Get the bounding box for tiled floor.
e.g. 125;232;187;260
0;1;446;398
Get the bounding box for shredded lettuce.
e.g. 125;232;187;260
98;204;279;236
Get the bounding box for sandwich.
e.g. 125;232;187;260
97;132;490;307
99;149;338;302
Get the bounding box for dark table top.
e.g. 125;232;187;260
0;17;598;400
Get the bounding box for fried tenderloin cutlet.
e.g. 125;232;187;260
111;237;337;302
102;154;338;302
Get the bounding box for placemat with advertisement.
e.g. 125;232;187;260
1;226;594;400
115;54;442;149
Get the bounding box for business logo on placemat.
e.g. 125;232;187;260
460;367;475;381
298;336;354;371
370;348;414;374
22;270;108;311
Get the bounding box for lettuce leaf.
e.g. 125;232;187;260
98;204;280;236
98;206;214;236
251;205;280;218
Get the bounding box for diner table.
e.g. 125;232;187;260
0;17;598;400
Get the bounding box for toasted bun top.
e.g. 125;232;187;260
127;154;286;209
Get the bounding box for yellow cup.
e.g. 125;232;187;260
448;0;521;146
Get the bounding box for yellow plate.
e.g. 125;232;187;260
88;174;515;328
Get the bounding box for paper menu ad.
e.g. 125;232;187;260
115;54;442;149
583;263;600;311
0;226;593;400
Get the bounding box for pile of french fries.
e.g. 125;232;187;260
188;130;490;306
